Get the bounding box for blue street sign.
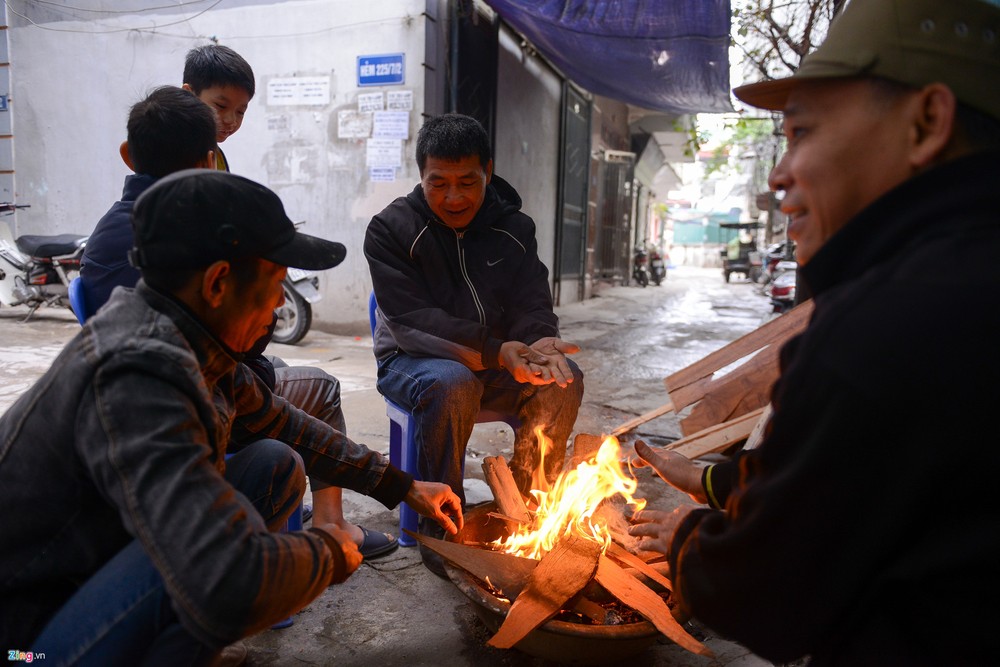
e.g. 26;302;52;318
357;53;405;87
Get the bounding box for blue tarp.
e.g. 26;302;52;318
486;0;733;114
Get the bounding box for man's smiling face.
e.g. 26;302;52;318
420;155;493;230
770;78;918;264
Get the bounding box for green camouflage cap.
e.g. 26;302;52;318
734;0;1000;122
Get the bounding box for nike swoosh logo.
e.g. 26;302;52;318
487;258;504;267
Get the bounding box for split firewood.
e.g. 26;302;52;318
572;597;608;624
481;456;531;523
488;534;602;649
570;432;605;467
407;530;536;598
606;542;672;592
678;344;779;436
743;403;773;450
666;300;813;412
608;401;675;437
665;406;766;460
595;556;713;658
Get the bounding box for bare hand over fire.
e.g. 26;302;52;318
498;338;580;387
628;505;697;555
631;440;708;504
406;480;465;535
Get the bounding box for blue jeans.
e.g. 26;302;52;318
31;439;304;666
376;353;584;501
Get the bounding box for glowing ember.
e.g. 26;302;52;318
494;428;647;560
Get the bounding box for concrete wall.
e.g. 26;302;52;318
9;0;426;333
493;24;561;290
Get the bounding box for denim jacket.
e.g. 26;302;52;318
0;282;412;646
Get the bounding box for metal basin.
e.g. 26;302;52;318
444;503;664;665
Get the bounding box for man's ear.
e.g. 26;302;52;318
119;141;135;171
200;260;232;308
484;158;494;184
181;82;194;93
910;83;957;169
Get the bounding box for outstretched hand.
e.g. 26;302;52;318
499;337;580;387
631;439;708;504
628;505;696;555
406;480;464;536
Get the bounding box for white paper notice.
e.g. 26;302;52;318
337;110;372;139
267;76;331;106
372;111;409;139
366;138;402;168
357;92;384;112
370;167;396;182
386;90;413;111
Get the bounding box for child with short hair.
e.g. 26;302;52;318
79;85;216;316
182;44;255;172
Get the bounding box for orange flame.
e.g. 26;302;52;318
494;427;647;560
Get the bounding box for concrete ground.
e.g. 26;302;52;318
0;266;778;667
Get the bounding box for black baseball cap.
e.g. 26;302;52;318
130;169;346;271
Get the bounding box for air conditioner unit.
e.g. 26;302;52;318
602;150;636;164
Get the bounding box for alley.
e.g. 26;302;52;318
0;266;775;667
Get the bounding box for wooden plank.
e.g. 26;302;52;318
481;456;531;524
595;557;713;658
608;400;675;437
666;300;813;411
570;433;605;467
488;534;602;649
666;407;765;460
743;403;773;451
407;530;537;598
606;543;672;591
678;343;780;435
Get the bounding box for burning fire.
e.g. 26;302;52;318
494;428;647;560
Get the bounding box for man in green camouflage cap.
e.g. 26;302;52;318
629;0;1000;663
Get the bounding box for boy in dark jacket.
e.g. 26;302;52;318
365;114;584;575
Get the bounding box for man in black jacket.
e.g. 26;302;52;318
629;0;1000;664
365;114;583;575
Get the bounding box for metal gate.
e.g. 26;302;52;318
594;154;634;282
553;85;590;305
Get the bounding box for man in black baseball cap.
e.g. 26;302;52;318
630;0;1000;664
130;168;346;274
0;169;463;662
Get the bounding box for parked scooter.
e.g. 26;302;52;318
632;245;649;287
273;268;321;345
649;247;667;285
0;203;88;321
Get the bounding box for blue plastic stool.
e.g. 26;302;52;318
368;292;518;546
68;276;88;325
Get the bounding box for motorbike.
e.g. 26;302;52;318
272;268;320;345
649;247;667;285
0;203;88;321
632;245;649;287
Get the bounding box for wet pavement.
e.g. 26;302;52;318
0;266;778;666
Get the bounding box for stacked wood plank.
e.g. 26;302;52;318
609;300;813;460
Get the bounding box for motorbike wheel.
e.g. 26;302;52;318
272;283;312;345
637;271;648;288
653;272;663;286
